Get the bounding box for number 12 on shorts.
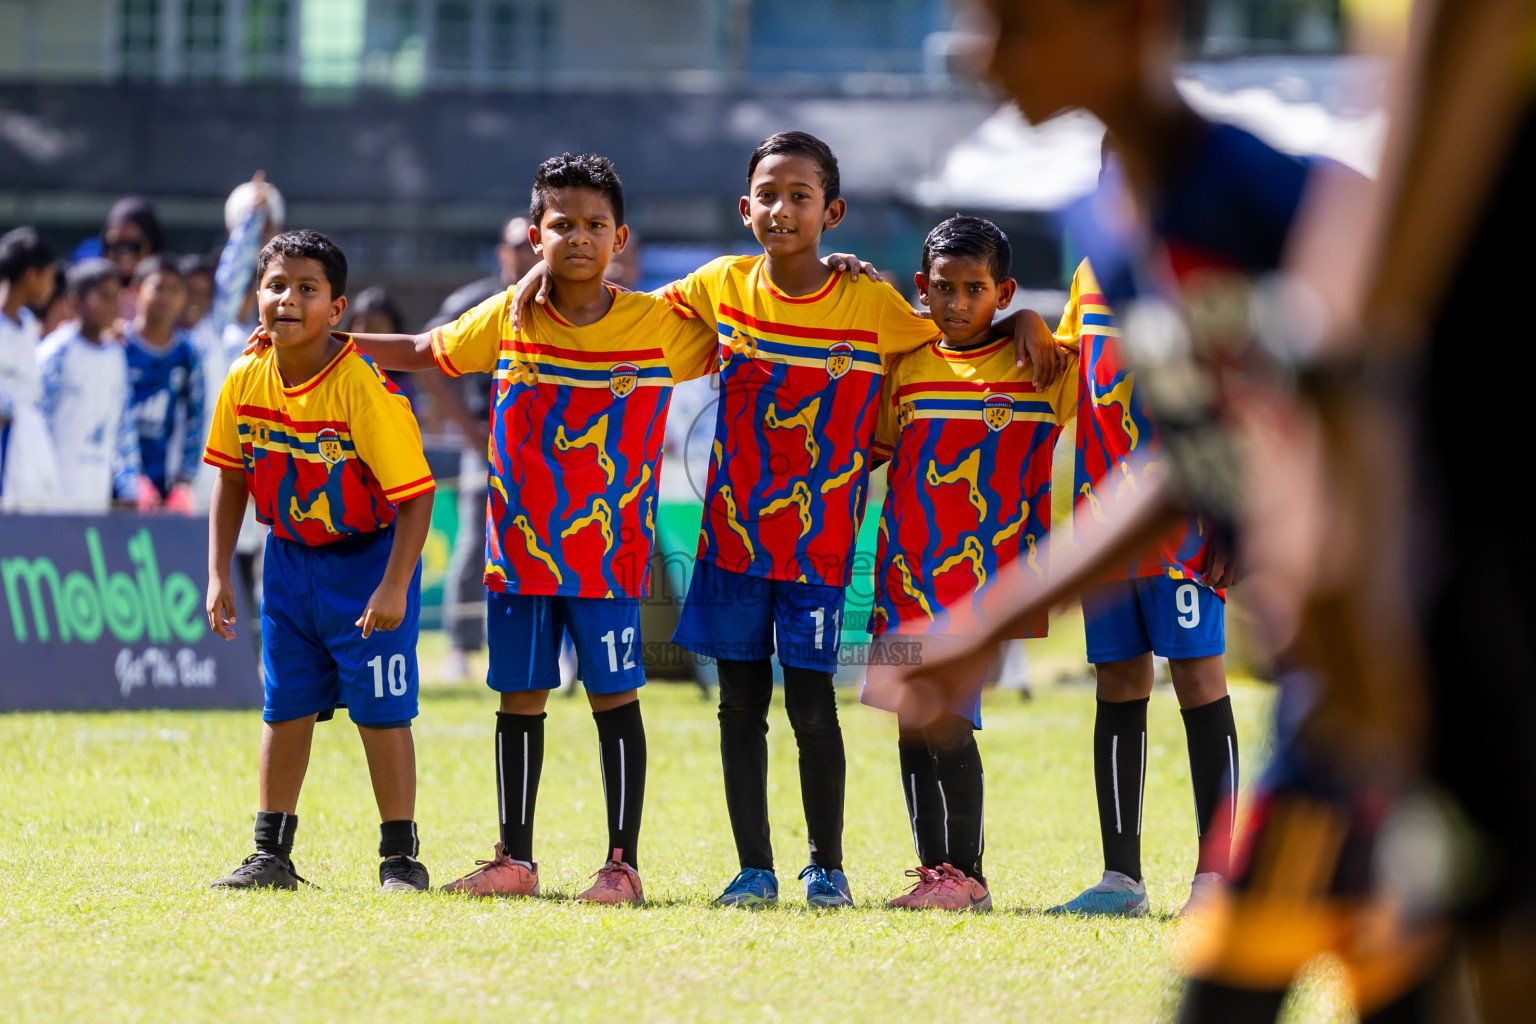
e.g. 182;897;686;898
370;654;408;697
601;628;636;673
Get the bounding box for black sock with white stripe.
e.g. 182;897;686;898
379;819;419;859
1181;695;1239;875
253;810;297;861
594;700;646;870
1094;697;1148;881
897;736;946;867
930;733;985;882
496;711;545;864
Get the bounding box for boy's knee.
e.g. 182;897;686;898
783;668;839;734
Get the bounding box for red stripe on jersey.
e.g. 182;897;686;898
516;342;667;363
383;474;435;499
930;337;1012;360
717;304;879;344
895;379;1040;396
430;329;464;377
234;405;351;432
763;270;842;304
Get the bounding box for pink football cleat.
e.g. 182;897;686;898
441;842;539;897
888;865;943;909
577;849;645;906
898;864;991;912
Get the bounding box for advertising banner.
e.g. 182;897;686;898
0;513;262;711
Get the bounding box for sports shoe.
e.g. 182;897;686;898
898;863;991;912
714;867;778;908
576;848;644;905
1045;870;1148;917
888;865;943;909
1179;871;1224;918
441;842;539;897
799;864;854;908
209;851;306;891
379;855;430;892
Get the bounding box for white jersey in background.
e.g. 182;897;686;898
0;306;60;510
37;324;132;512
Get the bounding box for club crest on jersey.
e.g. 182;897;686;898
983;393;1013;432
609;362;639;398
826;341;854;379
316;427;345;464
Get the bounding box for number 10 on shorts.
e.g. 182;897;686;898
370;654;408;697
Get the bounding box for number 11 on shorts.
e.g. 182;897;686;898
810;607;841;649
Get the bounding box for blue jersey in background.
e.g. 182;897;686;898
116;328;205;497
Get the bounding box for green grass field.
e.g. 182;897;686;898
0;631;1355;1023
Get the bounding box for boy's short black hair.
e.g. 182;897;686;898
747;131;841;204
921;215;1013;284
530;153;625;228
0;226;59;283
256;229;348;300
106;196;165;254
132;253;183;284
66;257;119;298
177;252;215;279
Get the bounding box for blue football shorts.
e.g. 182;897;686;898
261;527;421;727
1081;575;1226;665
487;592;645;694
672;560;846;673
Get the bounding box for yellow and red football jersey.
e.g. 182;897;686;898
431;285;716;598
1064;258;1217;584
203;340;434;546
871;336;1079;637
662;255;941;587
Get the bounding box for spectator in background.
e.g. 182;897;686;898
344;287;414;398
179;253;215;334
606;228;643;289
115;254;202;514
424;214;536;681
38;266;72;337
37;259;132;513
0;226;61;509
103;197;165;318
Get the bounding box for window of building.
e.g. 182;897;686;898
244;0;292;79
183;0;224;80
434;1;473;74
120;0;161;81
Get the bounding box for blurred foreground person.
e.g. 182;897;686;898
0;226;61;510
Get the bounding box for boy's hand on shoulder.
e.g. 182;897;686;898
242;326;272;356
823;253;882;283
357;583;408;638
1016;310;1066;386
510;261;553;333
206;575;238;640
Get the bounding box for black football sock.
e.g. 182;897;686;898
897;735;946;867
496;711;545;864
929;724;985;882
1094;697;1148;881
1181;695;1239;875
378;819;419;859
253;810;297;860
783;665;845;872
717;658;775;871
1178;980;1287;1024
593;700;647;870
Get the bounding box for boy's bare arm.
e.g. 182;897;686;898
205;468;249;640
241;327;439;373
357;492;433;638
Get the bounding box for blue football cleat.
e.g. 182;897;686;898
714;867;778;908
1045;870;1149;917
799;864;854;908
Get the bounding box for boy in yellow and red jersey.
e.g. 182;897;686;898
657;132;944;909
204;230;436;893
864;216;1078;911
304;154;716;904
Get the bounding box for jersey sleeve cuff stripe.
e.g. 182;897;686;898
384;476;435;500
661;288;701;320
202;448;244;470
429;330;463;377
